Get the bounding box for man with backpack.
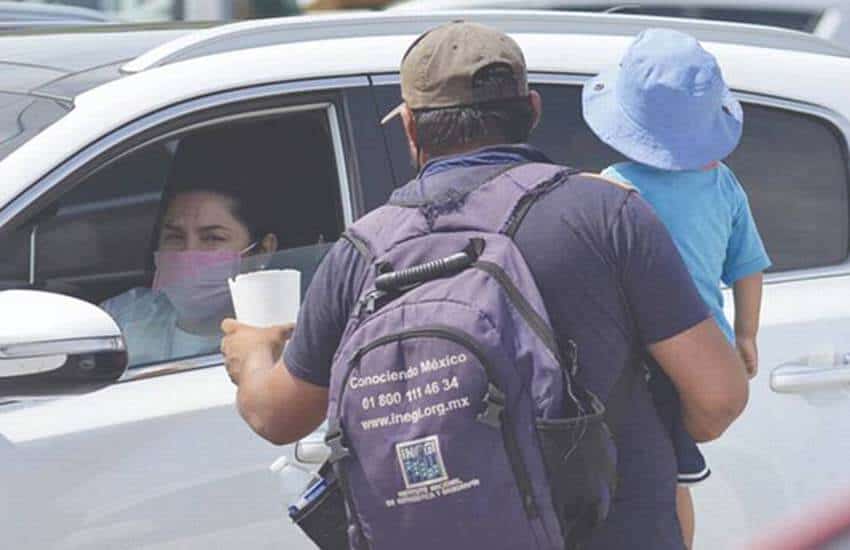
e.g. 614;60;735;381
221;21;749;549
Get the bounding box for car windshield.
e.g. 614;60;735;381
0;92;70;162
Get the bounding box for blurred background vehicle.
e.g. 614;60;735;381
3;0;303;22
6;0;850;48
0;0;114;28
387;0;850;48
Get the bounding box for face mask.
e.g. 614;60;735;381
152;244;255;327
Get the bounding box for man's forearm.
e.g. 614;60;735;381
681;394;746;442
650;318;749;443
236;353;328;445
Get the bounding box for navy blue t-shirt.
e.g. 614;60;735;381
284;145;709;549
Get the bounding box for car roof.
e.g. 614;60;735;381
123;10;850;74
6;9;850;212
0;23;216;99
0;10;845;101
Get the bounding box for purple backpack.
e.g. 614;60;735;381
325;163;618;549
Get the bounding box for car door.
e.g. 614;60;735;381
0;76;394;549
373;73;850;548
692;98;850;549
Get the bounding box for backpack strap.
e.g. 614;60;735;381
423;162;579;236
342;162;578;265
500;167;641;445
602;284;647;442
341;231;373;262
500;165;581;238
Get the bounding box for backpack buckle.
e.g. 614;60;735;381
354;289;389;318
324;419;351;463
477;384;506;429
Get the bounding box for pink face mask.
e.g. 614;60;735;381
152;247;251;325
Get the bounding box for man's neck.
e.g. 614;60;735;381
420;139;508;165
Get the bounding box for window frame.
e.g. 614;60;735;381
532;72;850;285
0;76;367;382
376;71;850;286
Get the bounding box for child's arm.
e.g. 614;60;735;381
733;272;763;378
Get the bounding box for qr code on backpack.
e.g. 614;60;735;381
396;435;448;489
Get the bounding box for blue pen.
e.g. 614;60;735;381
289;478;328;516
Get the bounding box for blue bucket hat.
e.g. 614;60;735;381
583;28;743;171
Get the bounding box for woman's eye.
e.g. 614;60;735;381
163;234;182;242
203;235;227;242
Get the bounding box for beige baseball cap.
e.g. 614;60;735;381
381;21;529;125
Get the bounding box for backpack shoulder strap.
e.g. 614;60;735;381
341;230;373;262
499;164;581;238
417;162;580;236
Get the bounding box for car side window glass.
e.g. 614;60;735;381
0;106;348;370
725;104;849;271
376;81;850;273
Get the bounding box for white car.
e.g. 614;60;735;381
388;0;850;50
1;10;849;549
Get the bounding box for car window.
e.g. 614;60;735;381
0;106;347;370
376;81;850;273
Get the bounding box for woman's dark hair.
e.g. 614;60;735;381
159;125;279;244
148;114;340;267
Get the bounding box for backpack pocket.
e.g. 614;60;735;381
536;393;617;544
288;463;350;549
331;326;550;549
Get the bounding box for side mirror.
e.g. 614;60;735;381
0;290;127;399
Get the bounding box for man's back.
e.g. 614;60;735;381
284;146;710;549
515;171;704;549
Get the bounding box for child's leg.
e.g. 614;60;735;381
677;484;695;549
672;403;709;549
645;361;709;548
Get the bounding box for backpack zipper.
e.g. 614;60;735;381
337;325;540;519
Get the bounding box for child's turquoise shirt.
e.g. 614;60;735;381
602;161;771;341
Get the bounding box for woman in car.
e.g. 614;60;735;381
101;122;286;367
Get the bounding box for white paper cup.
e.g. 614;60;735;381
228;269;301;327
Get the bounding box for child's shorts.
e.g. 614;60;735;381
645;362;712;485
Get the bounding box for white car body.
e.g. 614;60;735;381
1;11;850;549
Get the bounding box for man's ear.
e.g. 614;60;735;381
529;90;543;131
400;104;419;154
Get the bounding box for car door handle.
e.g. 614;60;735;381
771;358;850;394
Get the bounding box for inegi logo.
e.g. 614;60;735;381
396;435;448;489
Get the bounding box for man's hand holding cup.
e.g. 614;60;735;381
222;268;301;385
221;319;294;385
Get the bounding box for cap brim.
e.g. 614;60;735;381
380;103;405;125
